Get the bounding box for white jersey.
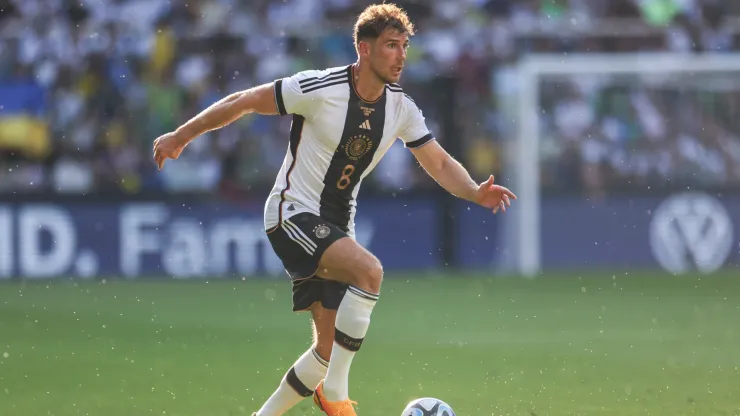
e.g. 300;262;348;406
264;64;435;238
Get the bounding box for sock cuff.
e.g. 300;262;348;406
334;327;364;352
284;366;313;397
311;348;329;368
347;285;379;304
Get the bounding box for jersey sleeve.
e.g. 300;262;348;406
398;95;435;148
273;72;322;119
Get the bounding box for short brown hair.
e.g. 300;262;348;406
353;3;415;51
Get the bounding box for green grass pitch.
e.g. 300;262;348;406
1;271;739;415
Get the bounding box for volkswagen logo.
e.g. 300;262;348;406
649;192;734;274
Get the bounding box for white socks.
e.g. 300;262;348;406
256;347;328;416
323;286;379;401
256;285;380;410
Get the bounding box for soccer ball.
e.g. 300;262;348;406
401;398;456;416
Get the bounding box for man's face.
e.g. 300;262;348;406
366;29;409;84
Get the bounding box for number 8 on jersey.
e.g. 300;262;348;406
337;165;355;190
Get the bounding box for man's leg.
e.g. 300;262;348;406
313;237;383;404
310;302;337;363
255;303;336;416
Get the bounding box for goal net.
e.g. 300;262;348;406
508;53;740;277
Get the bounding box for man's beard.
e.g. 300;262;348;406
371;63;396;84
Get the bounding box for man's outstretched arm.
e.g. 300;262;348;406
153;83;277;169
176;83;278;140
409;140;516;214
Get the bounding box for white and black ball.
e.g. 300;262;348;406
401;398;456;416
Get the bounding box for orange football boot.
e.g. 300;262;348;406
313;380;358;416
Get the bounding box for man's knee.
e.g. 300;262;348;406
355;257;383;294
318;238;384;294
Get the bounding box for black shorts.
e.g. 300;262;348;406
266;212;349;312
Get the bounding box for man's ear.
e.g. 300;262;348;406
358;40;372;57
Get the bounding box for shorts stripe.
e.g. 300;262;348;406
284;219;318;249
282;222;315;255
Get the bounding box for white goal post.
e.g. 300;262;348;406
511;52;740;277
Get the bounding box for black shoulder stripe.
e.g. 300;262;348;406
300;73;348;90
389;82;402;89
298;69;348;86
385;85;403;93
302;78;348;93
403;93;415;103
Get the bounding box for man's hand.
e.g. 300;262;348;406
474;175;517;214
409;141;517;213
153;132;189;170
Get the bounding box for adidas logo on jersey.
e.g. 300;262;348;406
359;120;371;130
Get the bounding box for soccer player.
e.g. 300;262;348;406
153;3;516;415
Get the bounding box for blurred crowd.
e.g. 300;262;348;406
1;0;740;198
539;74;740;196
